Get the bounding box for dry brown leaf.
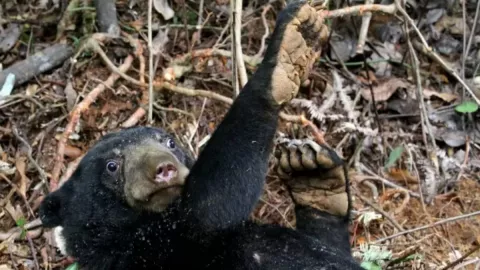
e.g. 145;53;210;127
357;70;377;85
14;155;28;197
64;81;77;111
130;19;144;32
423;88;458;103
387;168;418;184
3;201;22;225
64;145;83;159
361;78;407;102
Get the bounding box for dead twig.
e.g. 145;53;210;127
355;0;374;54
406;26;440;178
121;34;147;128
254;5;271;60
357;165;420;198
231;0;248;93
354;191;405;233
26;232;40;270
0;174;35;218
320;3;396;18
50;55;134;191
440;245;480;270
11;127;48;185
373;210;480;243
0;44;73;87
147;0;154;123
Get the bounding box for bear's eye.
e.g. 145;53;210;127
166;138;175;149
106;161;119;173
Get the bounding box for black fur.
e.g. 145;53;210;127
39;1;362;269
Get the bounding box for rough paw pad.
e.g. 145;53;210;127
274;137;348;217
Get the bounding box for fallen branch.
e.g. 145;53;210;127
373;210;480;243
50;55;134;191
0;44;73;87
320;3;396;18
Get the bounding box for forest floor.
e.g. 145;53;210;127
1;0;480;269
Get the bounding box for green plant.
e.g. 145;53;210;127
65;262;79;270
353;244;392;270
384;146;404;169
455;101;478;114
15;217;27;240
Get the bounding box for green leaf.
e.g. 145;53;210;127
360;261;382;270
384;146;404;169
404;253;424;262
455;101;478;113
16;217;26;228
65;262;79;270
19;229;26;240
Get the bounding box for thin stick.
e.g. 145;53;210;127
355;192;405;232
320;3;396;18
355;0;374;54
11;127;47;185
26;233;40;270
373;210;480;243
406;27;439;176
50;55;134;191
465;0;480;69
254;4;271;60
440;245;480;270
231;0;248;90
461;0;467;97
147;0;154;124
196;0;205;41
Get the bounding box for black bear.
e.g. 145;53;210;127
39;1;362;269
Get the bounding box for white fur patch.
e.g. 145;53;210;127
253;252;261;264
53;226;68;256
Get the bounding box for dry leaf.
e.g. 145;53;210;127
357;70;377;85
423;88;458;103
25;84;39;96
4;201;22;225
361;78;407;102
64;81;77;111
64;145;83;159
14;155;29;197
152;29;170;55
387;168;418;184
153;0;175;20
130;19;144;32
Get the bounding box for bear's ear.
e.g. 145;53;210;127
39;186;71;228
